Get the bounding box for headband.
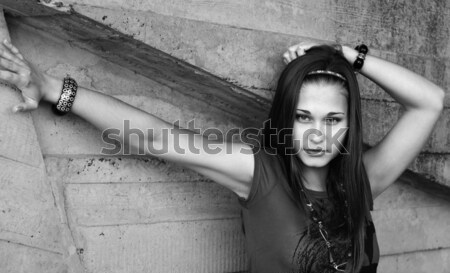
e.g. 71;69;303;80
307;70;347;82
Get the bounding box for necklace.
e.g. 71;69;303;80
299;186;352;272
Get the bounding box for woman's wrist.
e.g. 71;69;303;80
341;45;359;66
41;74;63;104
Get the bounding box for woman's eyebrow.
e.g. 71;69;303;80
327;112;345;116
296;109;345;116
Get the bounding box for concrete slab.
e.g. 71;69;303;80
5;15;269;129
412;153;450;188
76;220;247;273
64;182;239;226
374;182;445;211
0;13;66;271
44;0;450;58
44;156;206;184
0;82;45;168
379;247;450;273
373;205;450;255
0;241;65;273
0;158;62;252
0;0;67;16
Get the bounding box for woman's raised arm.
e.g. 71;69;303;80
341;45;445;198
0;39;255;199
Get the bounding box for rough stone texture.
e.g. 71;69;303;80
44;156;207;184
412;153;450;187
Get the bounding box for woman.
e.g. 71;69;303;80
0;39;444;272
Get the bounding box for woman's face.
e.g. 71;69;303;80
293;82;349;168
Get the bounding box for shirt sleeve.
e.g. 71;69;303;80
238;147;280;208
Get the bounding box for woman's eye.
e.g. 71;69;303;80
325;118;341;125
296;114;311;122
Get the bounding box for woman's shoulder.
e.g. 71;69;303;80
252;146;285;170
239;146;287;206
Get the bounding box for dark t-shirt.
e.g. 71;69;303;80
239;148;379;273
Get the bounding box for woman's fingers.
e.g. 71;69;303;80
12;94;39;112
0;69;19;83
288;45;298;61
282;45;300;64
3;39;24;61
0;46;25;66
0;40;29;77
0;47;19;64
0;40;42;112
295;48;304;57
0;69;39;113
282;51;291;64
0;42;33;89
0;57;19;73
282;42;324;65
0;59;30;89
283;43;316;64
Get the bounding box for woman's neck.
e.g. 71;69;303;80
302;165;329;192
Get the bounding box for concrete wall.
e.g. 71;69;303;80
4;18;248;273
69;0;450;184
0;1;449;273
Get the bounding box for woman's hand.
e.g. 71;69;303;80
282;42;344;65
0;39;45;112
282;42;318;64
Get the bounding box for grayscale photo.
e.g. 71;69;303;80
0;1;448;273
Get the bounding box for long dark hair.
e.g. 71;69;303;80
262;45;373;272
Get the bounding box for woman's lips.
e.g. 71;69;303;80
304;148;326;156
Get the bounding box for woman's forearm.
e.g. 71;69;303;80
42;74;169;151
342;46;445;112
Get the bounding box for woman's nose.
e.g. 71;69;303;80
309;130;325;143
307;124;325;144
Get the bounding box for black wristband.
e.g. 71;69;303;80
52;76;78;116
353;44;368;71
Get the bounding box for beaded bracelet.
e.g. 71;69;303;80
52;76;78;116
353;44;368;71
